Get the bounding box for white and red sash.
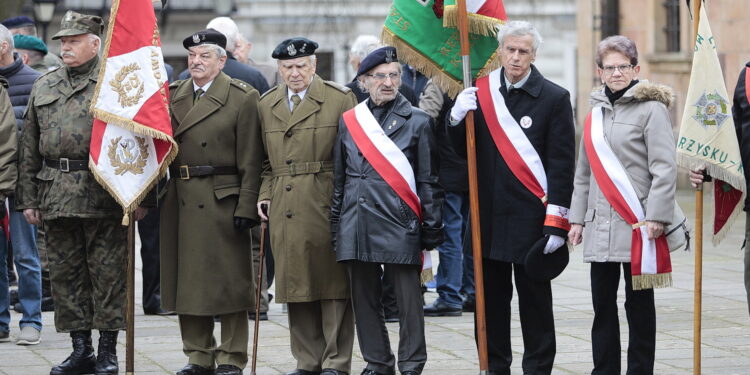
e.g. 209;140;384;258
342;101;431;269
584;108;672;290
476;69;569;231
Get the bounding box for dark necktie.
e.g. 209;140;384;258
291;94;301;113
194;88;204;105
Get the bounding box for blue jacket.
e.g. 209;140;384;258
0;53;41;132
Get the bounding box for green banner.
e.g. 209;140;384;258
382;0;500;97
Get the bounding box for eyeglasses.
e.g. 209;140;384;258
367;72;401;82
601;64;634;75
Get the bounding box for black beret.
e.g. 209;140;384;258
356;46;399;77
183;28;227;50
1;16;34;29
272;37;318;60
524;236;569;282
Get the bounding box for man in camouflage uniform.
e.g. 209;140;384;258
16;11;145;375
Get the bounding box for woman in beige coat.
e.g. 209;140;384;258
568;35;676;375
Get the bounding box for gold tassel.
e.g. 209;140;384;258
121;212;130;226
420;268;434;284
632;273;673;291
442;6;505;37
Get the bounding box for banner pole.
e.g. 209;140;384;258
692;1;703;374
455;1;489;373
126;220;136;375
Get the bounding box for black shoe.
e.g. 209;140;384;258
401;372;419;375
248;311;268;321
285;370;321;375
95;330;118;374
177;364;214;375
384;314;399;323
144;307;176;316
462;298;475;313
423;300;462;317
360;370;388;375
321;369;348;375
9;289;18;305
215;364;242;375
50;330;96;375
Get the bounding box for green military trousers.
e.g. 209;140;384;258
178;311;249;369
45;217;127;332
288;299;354;373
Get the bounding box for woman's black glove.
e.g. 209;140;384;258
421;225;445;250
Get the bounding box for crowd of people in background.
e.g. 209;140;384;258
0;8;748;375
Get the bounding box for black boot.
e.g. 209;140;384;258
95;331;119;374
50;330;96;375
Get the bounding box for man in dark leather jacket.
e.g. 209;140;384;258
330;46;444;375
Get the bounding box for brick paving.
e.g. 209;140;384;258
1;191;749;374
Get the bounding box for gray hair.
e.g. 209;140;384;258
206;17;240;52
88;33;101;53
349;35;381;61
0;24;14;52
496;20;542;53
595;35;638;68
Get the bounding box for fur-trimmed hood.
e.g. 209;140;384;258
590;80;674;108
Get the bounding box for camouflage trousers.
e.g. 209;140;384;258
44;217;127;332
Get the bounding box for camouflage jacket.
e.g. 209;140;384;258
16;56;121;219
0;82;17;201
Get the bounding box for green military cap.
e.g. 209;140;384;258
13;34;48;55
51;10;103;40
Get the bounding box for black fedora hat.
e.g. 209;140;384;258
524;236;569;282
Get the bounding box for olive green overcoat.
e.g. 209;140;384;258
258;75;356;303
160;72;263;315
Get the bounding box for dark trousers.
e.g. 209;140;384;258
347;262;426;375
138;207;161;313
590;262;655;375
482;258;555;375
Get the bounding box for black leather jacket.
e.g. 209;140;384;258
331;93;444;265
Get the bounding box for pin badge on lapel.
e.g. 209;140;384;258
520;116;533;129
388;120;397;129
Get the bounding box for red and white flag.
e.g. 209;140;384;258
89;0;177;224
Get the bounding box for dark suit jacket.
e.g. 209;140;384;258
447;65;575;263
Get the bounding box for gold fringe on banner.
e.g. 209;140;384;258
442;6;505;37
677;154;747;245
88;0;178;226
632;272;673;291
381;28;501;98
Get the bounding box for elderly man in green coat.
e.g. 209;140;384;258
159;29;263;375
257;37;356;375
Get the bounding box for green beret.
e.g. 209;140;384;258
52;11;103;40
13;34;47;55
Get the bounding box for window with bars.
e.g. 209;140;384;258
663;0;681;52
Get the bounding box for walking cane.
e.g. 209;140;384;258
251;204;268;375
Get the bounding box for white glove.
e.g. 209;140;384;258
449;87;478;124
543;235;565;254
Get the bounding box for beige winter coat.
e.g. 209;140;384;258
569;81;676;263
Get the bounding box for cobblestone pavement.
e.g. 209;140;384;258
1;191;749;374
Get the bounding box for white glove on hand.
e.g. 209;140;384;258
449;87;479;123
543;235;565;254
